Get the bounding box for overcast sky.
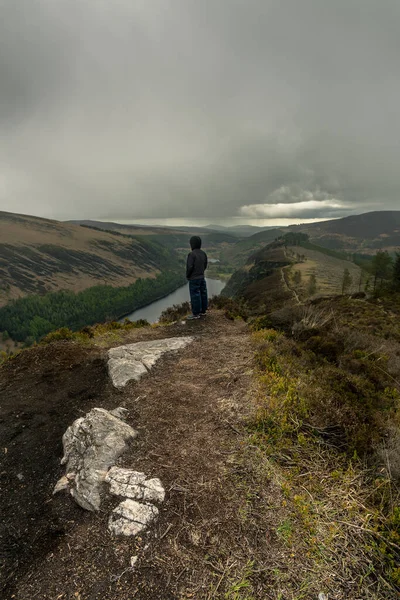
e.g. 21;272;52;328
1;0;400;225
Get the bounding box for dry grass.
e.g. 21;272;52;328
248;294;400;596
285;246;362;300
291;304;334;337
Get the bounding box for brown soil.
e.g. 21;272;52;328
0;312;270;600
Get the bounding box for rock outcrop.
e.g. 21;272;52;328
107;336;194;388
105;466;165;503
54;408;165;538
55;407;137;511
108;499;159;536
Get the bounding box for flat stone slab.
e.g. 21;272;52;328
107;336;194;388
108;499;159;536
55;408;137;511
105;466;165;503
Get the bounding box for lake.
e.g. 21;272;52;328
123;278;225;323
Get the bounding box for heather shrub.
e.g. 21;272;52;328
159;302;190;323
209;295;249;320
42;327;75;343
252;295;400;462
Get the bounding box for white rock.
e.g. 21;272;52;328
108;499;159;536
130;556;138;567
107;337;194;388
107;359;147;389
59;408;137;511
105;466;165;503
109;407;129;420
53;475;69;494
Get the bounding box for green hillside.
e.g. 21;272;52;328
223;234;363;314
0;211;179;308
291;210;400;253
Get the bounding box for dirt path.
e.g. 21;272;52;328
280;265;300;305
280;249;300;305
1;312;267;600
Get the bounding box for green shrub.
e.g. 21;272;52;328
209;296;249;320
79;325;95;338
41;327;76;343
159;302;190;323
128;318;150;328
251;296;400;459
91;318;150;335
250;315;273;331
304;335;343;362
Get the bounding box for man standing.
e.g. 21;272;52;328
186;236;208;320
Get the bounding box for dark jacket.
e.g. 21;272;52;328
186;248;208;280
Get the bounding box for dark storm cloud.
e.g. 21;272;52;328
1;0;400;221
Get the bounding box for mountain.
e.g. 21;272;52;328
223;243;294;312
219;227;285;267
1;220;399;599
0;211;177;308
68;219;189;236
290;210;400;253
223;235;361;313
205;224;278;237
217;211;400;272
69;220;238;246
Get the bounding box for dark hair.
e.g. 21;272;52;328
190;236;202;250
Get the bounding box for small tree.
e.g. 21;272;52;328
1;331;10;342
392;252;400;290
341;268;353;295
293;270;302;285
364;275;371;294
357;269;367;292
371;250;393;291
307;273;317;296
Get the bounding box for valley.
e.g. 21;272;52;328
2;3;400;596
0;210;400;599
1;210;399;349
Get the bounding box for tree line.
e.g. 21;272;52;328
0;270;186;344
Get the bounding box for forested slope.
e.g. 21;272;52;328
0;211;176;307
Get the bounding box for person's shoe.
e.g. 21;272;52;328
187;314;201;320
200;312;207;317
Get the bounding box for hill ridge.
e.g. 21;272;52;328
0;211;180;308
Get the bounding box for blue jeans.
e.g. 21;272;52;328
189;278;208;315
